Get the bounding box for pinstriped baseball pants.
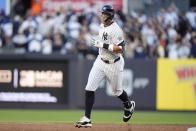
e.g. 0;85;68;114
85;55;124;96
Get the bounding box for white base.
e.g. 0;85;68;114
188;127;196;131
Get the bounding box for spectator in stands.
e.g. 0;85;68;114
163;5;179;28
167;34;181;59
190;32;196;58
27;27;42;42
0;2;195;60
67;15;81;39
12;15;22;36
156;30;167;58
13;0;26;17
77;26;90;58
12;30;27;53
0;11;13;49
42;34;53;55
186;8;196;31
52;32;65;53
141;19;158;57
176;12;190;38
0;10;6;47
125;32;139;58
53;8;66;34
19;16;37;35
26;26;43;53
89;16;100;35
133;42;147;59
36;13;54;37
178;37;191;58
137;10;147;25
0;27;3;47
28;39;41;53
166;24;177;43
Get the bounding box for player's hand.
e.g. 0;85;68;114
90;38;103;48
90;38;98;46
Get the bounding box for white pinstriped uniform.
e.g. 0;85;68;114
85;22;125;96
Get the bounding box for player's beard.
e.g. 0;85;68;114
102;16;112;26
101;13;112;26
104;17;110;23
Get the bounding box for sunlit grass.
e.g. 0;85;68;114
0;109;195;124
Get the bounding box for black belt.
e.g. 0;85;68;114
101;57;120;64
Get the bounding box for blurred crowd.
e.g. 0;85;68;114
0;2;196;59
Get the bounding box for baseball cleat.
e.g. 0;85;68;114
75;116;92;128
123;101;135;122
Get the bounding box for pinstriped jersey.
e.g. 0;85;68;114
98;22;124;60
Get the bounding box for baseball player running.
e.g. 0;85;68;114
75;5;135;128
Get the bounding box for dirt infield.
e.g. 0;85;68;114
0;123;195;131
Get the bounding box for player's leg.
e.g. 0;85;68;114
109;72;135;122
118;90;135;122
106;59;135;122
84;60;105;119
75;59;105;128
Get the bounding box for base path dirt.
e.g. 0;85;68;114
0;123;195;131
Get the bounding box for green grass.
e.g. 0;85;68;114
0;109;195;124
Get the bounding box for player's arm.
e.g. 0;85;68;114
102;41;125;53
92;39;124;53
111;45;123;53
91;37;125;53
111;41;125;53
109;28;125;53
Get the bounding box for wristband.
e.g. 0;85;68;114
103;43;109;49
103;43;113;51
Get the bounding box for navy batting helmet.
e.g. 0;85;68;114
101;5;114;19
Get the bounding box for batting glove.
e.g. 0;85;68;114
91;38;103;48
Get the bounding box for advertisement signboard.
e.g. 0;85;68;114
157;59;196;110
0;60;68;108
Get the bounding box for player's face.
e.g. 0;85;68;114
100;12;109;23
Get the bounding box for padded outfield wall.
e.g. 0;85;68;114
73;59;156;110
0;54;195;111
